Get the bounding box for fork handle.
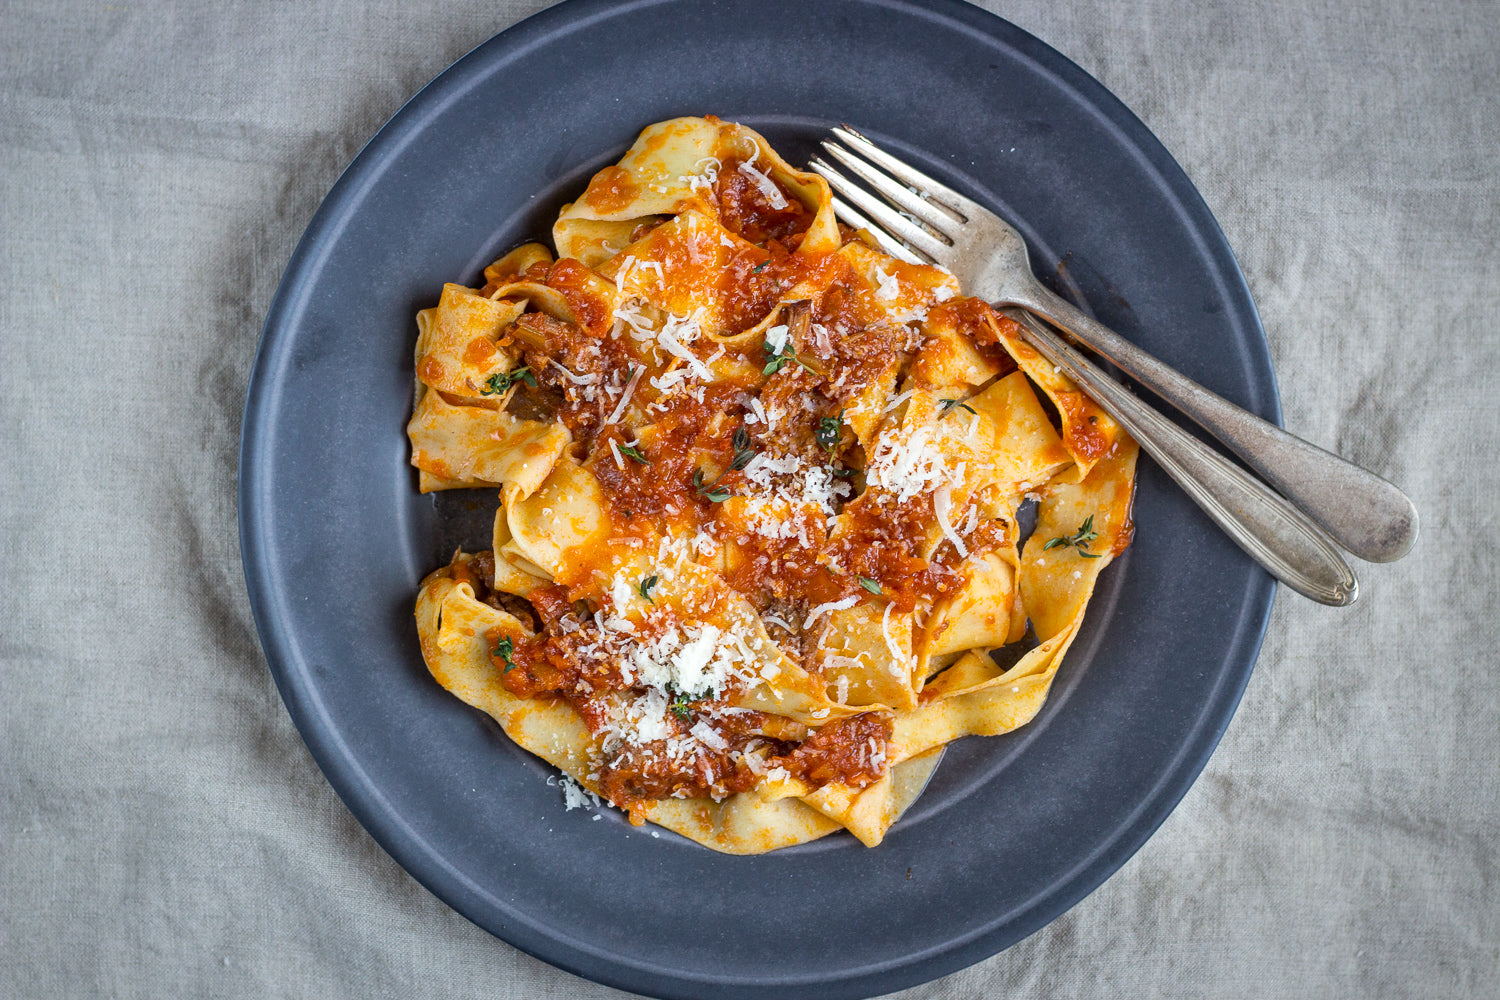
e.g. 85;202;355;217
1015;286;1418;563
1006;309;1358;606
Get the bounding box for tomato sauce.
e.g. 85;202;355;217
583;165;639;214
455;151;1083;814
714;155;813;246
544;258;612;336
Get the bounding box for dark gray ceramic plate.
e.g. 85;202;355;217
239;1;1277;997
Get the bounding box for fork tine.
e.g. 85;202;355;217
827;195;928;265
809;157;952;259
819;140;963;233
831;126;983;220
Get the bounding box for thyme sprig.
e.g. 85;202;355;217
763;337;815;377
481;366;537;395
730;425;756;471
689;427;753;503
939;397;976;417
816;411;844;453
692;468;733;503
1042;515;1103;558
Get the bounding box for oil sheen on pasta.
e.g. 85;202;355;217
408;117;1138;854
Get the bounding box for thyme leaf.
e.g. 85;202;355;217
480;366;538;395
815;411;844;453
763;336;815;377
493;635;516;673
1042;515;1101;558
939;397;976;417
692;468;733;503
730;425;756;470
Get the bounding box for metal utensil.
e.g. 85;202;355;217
809;125;1418;570
1004;308;1355;604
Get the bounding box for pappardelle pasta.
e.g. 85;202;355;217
409;117;1137;854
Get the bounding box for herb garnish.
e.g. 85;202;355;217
763;337;816;377
618;442;650;465
1042;515;1102;558
493;635;516;673
669;691;693;721
815;411;844;453
690;430;748;502
481;366;538;395
638;575;658;603
939;397;976;417
858;576;883;594
692;468;733;503
730;425;756;471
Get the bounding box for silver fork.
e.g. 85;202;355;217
811;126;1416;605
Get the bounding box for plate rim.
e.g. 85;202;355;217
239;1;1278;996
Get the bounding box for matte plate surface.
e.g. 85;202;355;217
239;1;1277;997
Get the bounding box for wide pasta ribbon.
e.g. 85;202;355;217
406;116;1141;854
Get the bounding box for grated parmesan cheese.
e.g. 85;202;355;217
880;601;906;675
551;360;599;385
762;323;790;354
557;774;601;812
638;259;665;285
605;365;644;425
655;320;714;380
609;570;636;611
761;612;792;631
690;720;729;751
866;424;948;502
805;595;859;629
882;388;915;413
737;158;788;209
683;155;722;193
933;485;968;558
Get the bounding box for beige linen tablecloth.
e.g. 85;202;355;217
3;1;1495;996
